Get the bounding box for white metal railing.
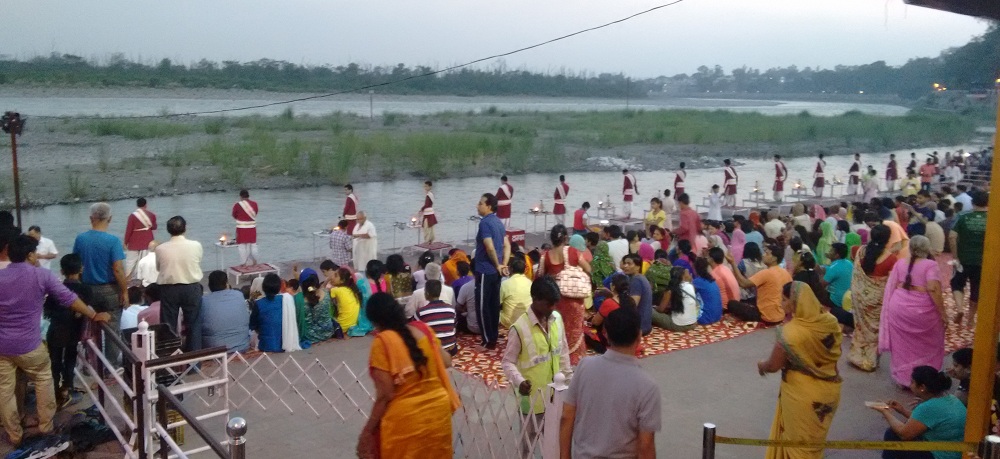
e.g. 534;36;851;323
74;321;241;459
74;322;143;459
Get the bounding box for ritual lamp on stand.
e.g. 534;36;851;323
753;181;760;193
794;179;803;189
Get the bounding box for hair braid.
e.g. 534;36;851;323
903;255;916;290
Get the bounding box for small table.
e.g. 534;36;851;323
227;263;281;286
608;217;645;232
411;241;453;259
312;230;331;260
524;210;551;232
747;190;767;204
596;204;616;219
213;241;239;270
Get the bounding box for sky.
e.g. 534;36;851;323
0;0;991;79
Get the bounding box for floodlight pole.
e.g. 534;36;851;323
9;130;21;228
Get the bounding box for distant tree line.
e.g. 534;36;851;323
669;23;1000;99
0;54;643;98
0;23;996;99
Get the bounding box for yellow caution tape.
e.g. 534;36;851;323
714;436;978;452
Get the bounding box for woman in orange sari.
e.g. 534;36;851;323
357;293;461;459
757;281;842;459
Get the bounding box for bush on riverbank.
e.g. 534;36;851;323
80;118;193;140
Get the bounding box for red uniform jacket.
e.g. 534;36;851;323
773;162;787;192
813;161;826;188
497;183;513;219
622;174;636;202
124;208;157;251
553;182;569;215
674;170;686;197
422;192;437;227
343;193;359;235
232;199;258;244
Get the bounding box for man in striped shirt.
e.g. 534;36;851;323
416;280;457;355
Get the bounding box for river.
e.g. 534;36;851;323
20;144;977;271
8;91;911;118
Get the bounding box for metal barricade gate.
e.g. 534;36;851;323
187;349;569;458
78;321;571;458
75;321;246;459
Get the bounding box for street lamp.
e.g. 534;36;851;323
1;112;25;228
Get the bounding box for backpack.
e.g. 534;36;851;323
550;247;591;299
644;262;672;296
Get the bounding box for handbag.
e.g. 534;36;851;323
554;246;591;299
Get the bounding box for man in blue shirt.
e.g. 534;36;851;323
474;193;510;349
73;202;128;365
200;271;251;353
621;254;653;335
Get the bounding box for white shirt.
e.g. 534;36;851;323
135;252;159;287
352;220;378;269
404;283;455;320
661;197;676;230
607;239;629;271
764;219;785;239
945;166;963;184
155;235;204;284
35;236;58;270
707;193;722;221
955;193;973;215
673;282;699;327
120;304;149;330
792;214;812;230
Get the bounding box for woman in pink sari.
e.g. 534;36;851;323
879;236;946;387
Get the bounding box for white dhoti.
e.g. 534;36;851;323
846;183;858;195
724;194;736;207
238;244;259;265
554;214;566;225
125;250;146;279
773;191;784;202
623;201;633;218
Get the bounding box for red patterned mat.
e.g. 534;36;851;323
451;280;977;388
229;263;278;274
451;314;767;388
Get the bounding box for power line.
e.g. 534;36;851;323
37;0;688;120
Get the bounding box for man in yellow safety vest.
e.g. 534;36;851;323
501;276;573;457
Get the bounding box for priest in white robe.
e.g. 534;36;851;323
352;211;378;270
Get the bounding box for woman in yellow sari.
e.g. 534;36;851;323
357;293;461;459
756;281;843;459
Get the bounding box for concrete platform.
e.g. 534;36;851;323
215;329;917;459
